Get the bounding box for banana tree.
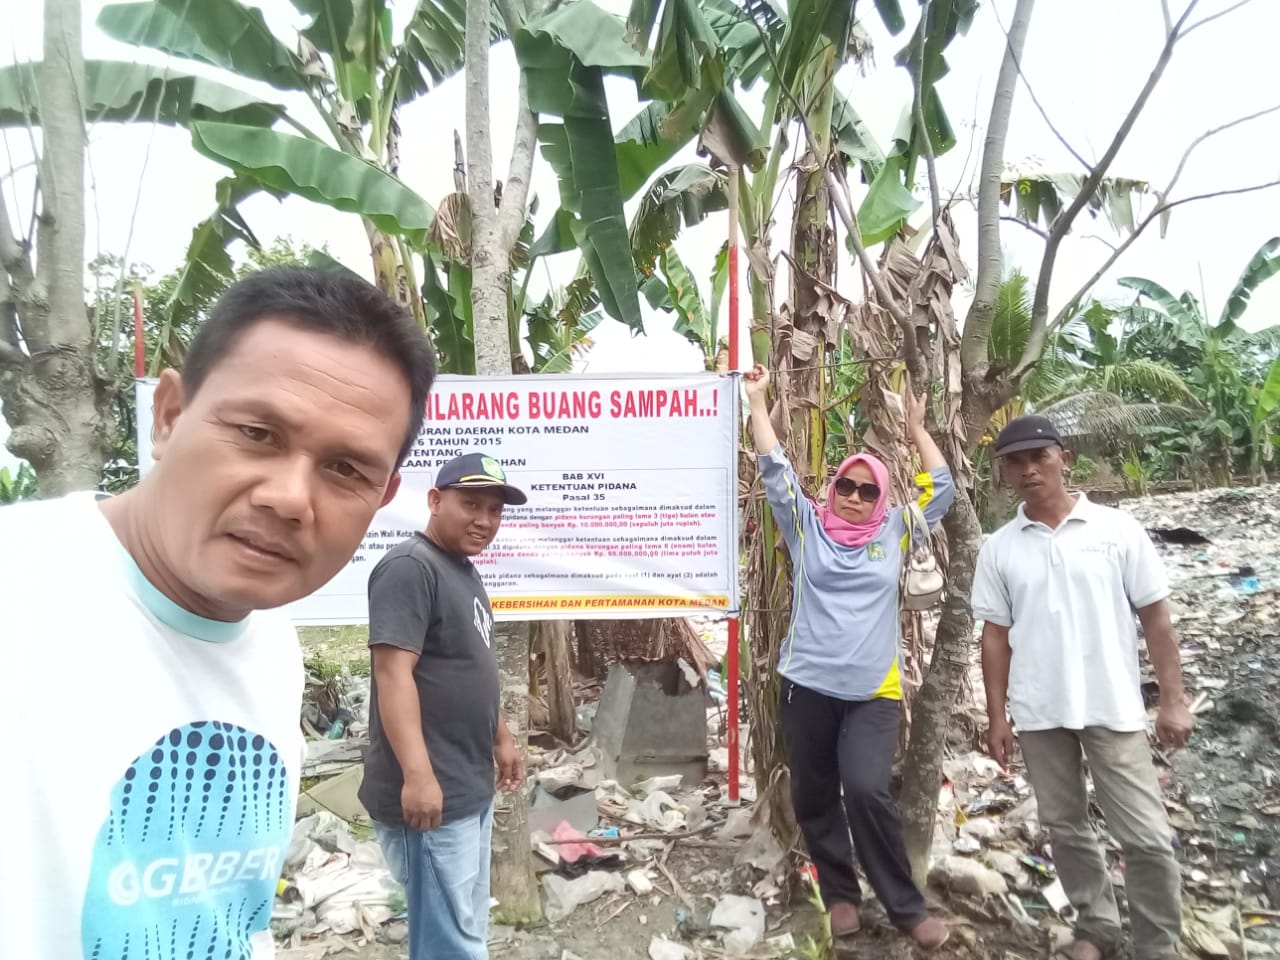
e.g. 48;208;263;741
528;0;979;848
87;0;644;379
93;0;456;332
1114;237;1280;485
1257;356;1280;474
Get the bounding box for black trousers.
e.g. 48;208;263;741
779;679;927;929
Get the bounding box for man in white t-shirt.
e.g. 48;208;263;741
972;416;1194;960
0;267;435;959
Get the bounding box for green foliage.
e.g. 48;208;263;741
1121;457;1148;495
0;61;284;129
93;238;322;492
525;278;605;374
1113;237;1280;484
515;2;652;334
1001;171;1150;236
1257;356;1280;425
0;463;39;504
1069;454;1099;484
190;121;436;245
97;0;307;92
823;333;868;471
795;871;834;960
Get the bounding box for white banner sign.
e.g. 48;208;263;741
136;373;739;623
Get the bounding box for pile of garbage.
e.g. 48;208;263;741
272;812;403;945
527;764;792;958
922;485;1280;958
1129;484;1280;956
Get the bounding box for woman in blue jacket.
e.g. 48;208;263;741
744;363;954;950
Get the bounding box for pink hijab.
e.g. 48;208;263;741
817;452;890;548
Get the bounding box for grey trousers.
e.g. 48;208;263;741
1019;727;1182;960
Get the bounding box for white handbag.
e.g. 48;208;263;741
902;501;945;611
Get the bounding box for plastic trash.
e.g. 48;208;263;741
710;894;765;955
648;937;693;960
542;871;626;921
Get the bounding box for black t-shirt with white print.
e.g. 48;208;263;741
358;533;500;827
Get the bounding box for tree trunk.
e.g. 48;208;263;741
465;0;542;922
899;488;983;886
574;620;599;679
489;621;541;922
0;0;100;496
539;620;577;743
471;217;513;374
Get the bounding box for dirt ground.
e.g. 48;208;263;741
289;484;1280;960
296;841;1045;960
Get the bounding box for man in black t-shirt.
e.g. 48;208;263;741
359;452;527;960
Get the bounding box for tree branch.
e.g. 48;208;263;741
1041;178;1280;344
1;195;35;366
1015;0;1200;376
465;0;497;229
910;0;942;228
0;337;24;368
1027;102;1280;354
496;0;537;250
1158;179;1280;213
33;0;86;347
0;182;34;297
1161;103;1280;205
958;0;1035;374
1000;215;1048;241
1183;0;1255;36
0;261;21;365
991;0;1091;171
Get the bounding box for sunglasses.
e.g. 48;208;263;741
834;477;881;502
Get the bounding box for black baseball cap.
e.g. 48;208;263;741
434;452;528;505
992;415;1064;458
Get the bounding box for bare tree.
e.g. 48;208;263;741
0;0;103;496
892;0;1278;882
786;0;1276;883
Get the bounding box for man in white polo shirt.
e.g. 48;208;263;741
972;415;1194;960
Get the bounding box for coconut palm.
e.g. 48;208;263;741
987;270;1197;448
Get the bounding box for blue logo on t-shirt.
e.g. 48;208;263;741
81;721;292;959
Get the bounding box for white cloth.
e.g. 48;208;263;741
971;493;1170;733
0;493;304;959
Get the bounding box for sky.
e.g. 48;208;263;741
3;0;1280;472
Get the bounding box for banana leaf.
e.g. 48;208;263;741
0;61;283;129
190;120;435;244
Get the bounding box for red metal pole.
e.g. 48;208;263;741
132;283;145;378
726;167;741;803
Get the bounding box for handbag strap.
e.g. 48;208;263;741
904;501;930;553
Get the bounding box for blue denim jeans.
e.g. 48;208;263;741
375;801;494;960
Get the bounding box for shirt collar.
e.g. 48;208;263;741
94;496;251;643
1017;491;1093;529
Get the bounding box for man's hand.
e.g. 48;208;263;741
743;363;770;399
986;715;1015;769
1156;697;1195;750
495;732;524;793
402;771;444;831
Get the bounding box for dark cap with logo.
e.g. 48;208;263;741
433;452;528;505
992;415;1064;458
